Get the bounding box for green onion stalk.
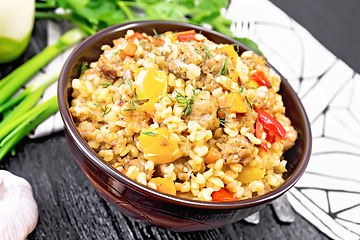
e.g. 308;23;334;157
0;28;87;105
0;96;58;160
0;28;87;161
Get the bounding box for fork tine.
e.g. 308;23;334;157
271;194;296;223
247;18;255;40
244;211;260;224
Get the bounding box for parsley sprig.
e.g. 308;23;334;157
174;88;202;116
34;1;265;58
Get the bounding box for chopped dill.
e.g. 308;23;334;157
153;29;159;38
183;57;189;63
218;108;229;127
174;88;202;116
134;92;144;105
102;82;111;88
218;58;229;76
119;77;127;87
126;78;133;88
142;131;158;137
201;43;211;59
139;40;147;45
102;106;111;117
194;49;206;61
239;85;245;94
233;44;240;52
79;62;89;77
152;29;163;39
217;106;230;113
123;100;136;111
93;103;101;108
245;96;253;110
113;50;119;55
166;94;174;102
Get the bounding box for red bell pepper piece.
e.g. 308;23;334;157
256;107;286;140
212;188;238;201
176;30;202;42
255;120;269;152
153;37;165;46
127;32;150;43
251;70;272;88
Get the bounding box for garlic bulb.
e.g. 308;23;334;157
0;170;38;240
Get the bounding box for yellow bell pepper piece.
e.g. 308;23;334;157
140;97;158;114
237;166;265;184
248;80;260;89
138;127;181;164
217;45;240;81
217;45;238;65
135;68;167;100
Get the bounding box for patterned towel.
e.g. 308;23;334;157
226;1;360;239
29;1;360;239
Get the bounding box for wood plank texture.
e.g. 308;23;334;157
0;20;330;240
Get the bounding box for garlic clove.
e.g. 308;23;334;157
0;170;38;240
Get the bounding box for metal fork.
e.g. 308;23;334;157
244;194;295;224
226;0;255;40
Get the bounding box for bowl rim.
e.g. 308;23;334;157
58;20;312;209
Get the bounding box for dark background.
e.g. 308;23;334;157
270;0;360;74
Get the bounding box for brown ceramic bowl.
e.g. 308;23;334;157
58;20;311;231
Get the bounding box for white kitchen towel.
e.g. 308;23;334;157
28;1;360;239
